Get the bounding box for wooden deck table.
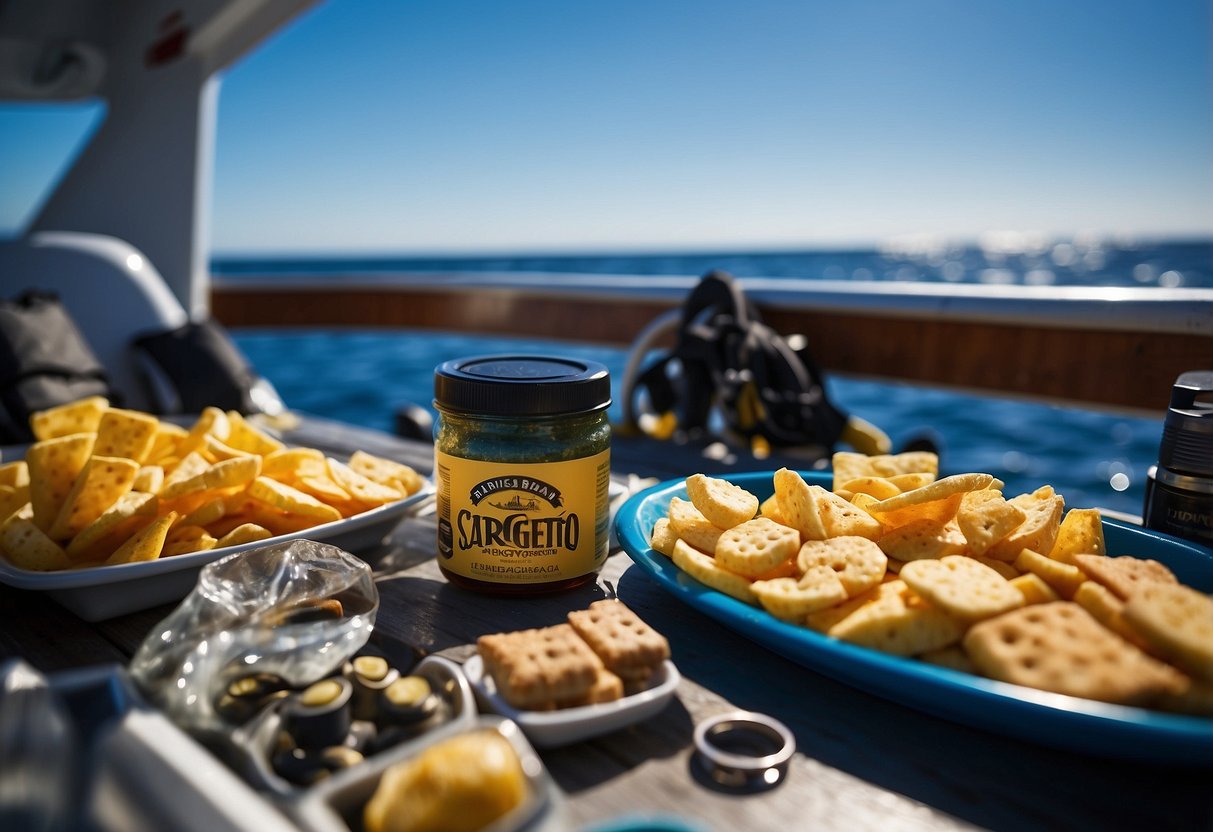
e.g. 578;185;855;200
1;418;1209;832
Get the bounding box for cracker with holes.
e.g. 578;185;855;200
715;517;801;578
877;518;967;562
1123;583;1213;683
774;468;827;541
900;555;1025;622
796;536;887;597
568;599;670;682
1073;554;1178;600
667;497;724;554
956;489;1025;556
752;566;848;622
963;602;1187;705
477;623;604;709
829;581;963;656
812;485;883;540
985;486;1065;562
672;539;758;604
685;473;758;529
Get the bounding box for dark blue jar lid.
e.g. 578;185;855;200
434;355;611;417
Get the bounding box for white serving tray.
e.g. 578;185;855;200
0;486;432;621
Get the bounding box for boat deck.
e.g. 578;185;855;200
0;418;1209;831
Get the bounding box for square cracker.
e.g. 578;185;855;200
1123;583;1213;683
93;408;159;463
1074;554;1177;600
478;623;603;709
963;601;1187;705
568;600;670;681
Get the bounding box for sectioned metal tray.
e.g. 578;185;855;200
223;655;477;796
288;715;563;832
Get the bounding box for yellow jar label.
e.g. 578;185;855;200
436;449;610;584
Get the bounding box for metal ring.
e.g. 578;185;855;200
692;710;795;791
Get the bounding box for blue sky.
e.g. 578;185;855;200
2;0;1210;254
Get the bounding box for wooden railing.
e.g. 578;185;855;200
211;273;1213;414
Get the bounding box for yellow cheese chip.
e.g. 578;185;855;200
685;473;760;529
326;457;402;509
26;433;95;532
30;396;108;441
66;491;158;562
93;408;159;463
225;411;285;455
1048;508;1105;565
160;455;261;501
813;485;883;540
49;456;139;542
104;512;176;565
773;468;827;541
1;516;71;571
1013;547;1086;598
666;497;724;554
215;522;274;549
348;450;425;496
649;517;678;557
247;477;343;522
147;422;188;464
262;447;326;479
162;525;219;557
132;465;164;494
836;476;900;501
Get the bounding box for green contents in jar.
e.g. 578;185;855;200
433;355;612;595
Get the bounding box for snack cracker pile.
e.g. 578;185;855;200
478;600;670;710
0;396;424;571
650;452;1213;714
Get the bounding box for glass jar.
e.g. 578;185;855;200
433;355;611;594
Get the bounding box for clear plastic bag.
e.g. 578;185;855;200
129;539;378;734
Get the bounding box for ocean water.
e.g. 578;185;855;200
232;328;1166;517
213;238;1213;288
221;239;1206;517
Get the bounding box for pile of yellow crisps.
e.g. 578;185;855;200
0;396;425;571
650;451;1213;715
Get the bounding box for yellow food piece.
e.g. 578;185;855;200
363;730;528;832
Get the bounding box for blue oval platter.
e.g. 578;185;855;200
614;470;1213;765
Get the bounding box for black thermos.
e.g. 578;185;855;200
1142;371;1213;548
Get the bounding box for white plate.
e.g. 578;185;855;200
462;654;681;748
0;485;433;621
